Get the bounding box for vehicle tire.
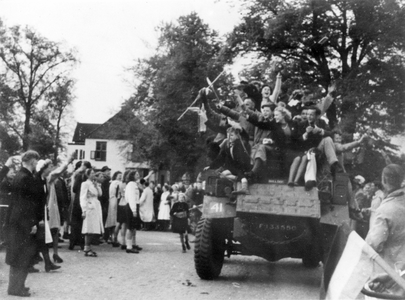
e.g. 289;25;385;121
194;218;225;280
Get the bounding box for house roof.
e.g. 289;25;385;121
72;123;102;143
86;109;146;140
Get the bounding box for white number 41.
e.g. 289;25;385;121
211;203;223;212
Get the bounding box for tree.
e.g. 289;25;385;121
225;0;405;138
126;13;230;181
45;78;75;162
0;24;77;150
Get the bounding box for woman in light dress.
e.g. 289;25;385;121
80;168;103;257
105;171;122;244
157;184;171;231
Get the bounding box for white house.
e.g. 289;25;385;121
68;111;169;184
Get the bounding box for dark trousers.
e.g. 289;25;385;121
8;266;28;294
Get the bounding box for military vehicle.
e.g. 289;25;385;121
194;163;351;280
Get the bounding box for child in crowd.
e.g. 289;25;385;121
170;193;191;253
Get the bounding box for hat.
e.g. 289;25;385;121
354;175;366;185
101;166;111;172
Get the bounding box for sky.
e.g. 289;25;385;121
0;0;242;124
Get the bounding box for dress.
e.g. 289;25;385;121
170;202;190;234
117;182;127;224
158;191;171;221
105;180;120;228
139;186;154;222
80;180;104;234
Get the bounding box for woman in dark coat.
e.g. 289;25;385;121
170;193;190;253
5;150;40;297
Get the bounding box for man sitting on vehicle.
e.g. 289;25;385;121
204;127;251;194
242;103;284;181
298;106;343;174
217;91;256;147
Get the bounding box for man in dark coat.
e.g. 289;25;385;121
5;150;40;297
207;127;251;194
0;157;19;246
100;166;111;241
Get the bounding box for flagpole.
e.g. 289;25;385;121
177;70;225;121
372;254;405;292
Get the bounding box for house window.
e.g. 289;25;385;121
79;150;85;159
90;141;107;161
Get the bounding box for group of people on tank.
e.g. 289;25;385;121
196;73;368;194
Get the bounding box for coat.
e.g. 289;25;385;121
210;138;251;179
366;188;405;268
80;180;103;234
296;119;331;151
139;186;154;222
5;167;41;268
170;201;190;234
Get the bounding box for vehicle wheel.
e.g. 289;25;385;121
194;218;225;280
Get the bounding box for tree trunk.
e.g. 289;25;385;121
22;107;32;151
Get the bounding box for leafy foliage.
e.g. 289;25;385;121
0;23;77;151
225;0;405;141
126;13;229;181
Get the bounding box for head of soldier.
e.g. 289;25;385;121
306;106;321;124
227;127;240;144
261;103;275;119
382;164;405;193
21;151;40;173
332;129;343;144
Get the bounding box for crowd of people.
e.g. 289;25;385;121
193;75;372;196
0;74;404;297
0;152;205;297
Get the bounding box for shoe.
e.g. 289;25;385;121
185;241;191;250
133;245;142;251
287;182;294;187
293;182;300;186
53;254;63;263
58;238;64;243
45;263;61;272
112;242;120;247
305;181;317;191
121;245;126;250
126;249;139;254
62;233;70;239
28;266;39;273
84;250;97;257
182;249;187;253
8;290;31;297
